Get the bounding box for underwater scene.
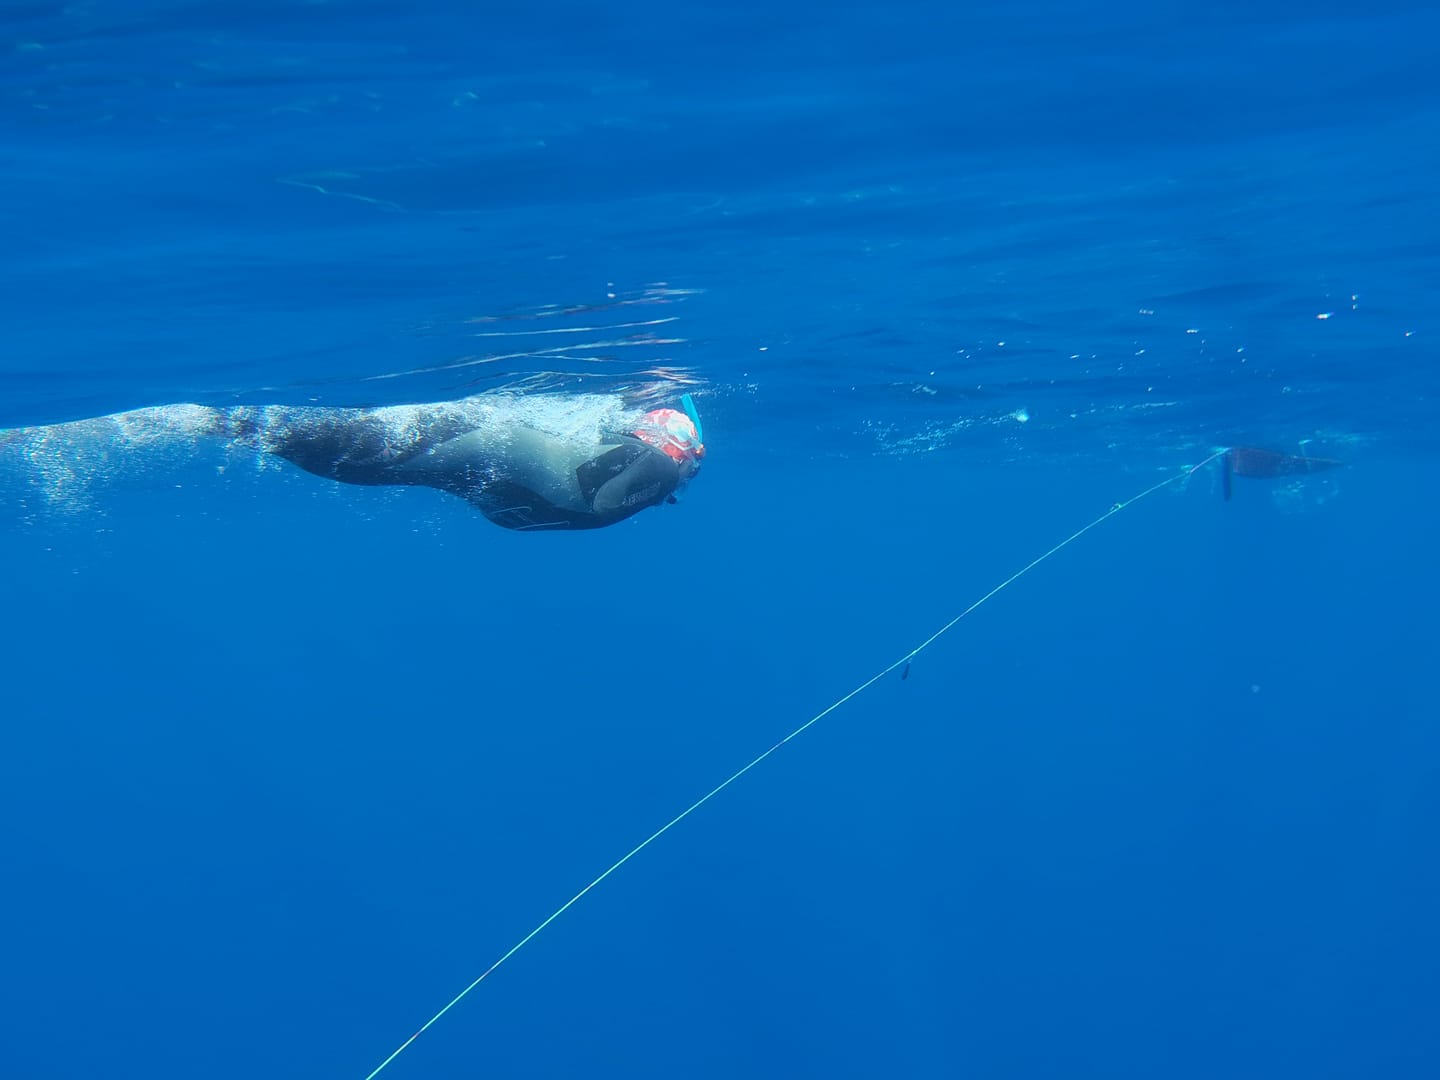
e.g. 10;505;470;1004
3;2;1437;1077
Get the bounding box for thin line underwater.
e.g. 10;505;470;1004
361;449;1229;1080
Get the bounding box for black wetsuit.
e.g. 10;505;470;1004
258;408;684;531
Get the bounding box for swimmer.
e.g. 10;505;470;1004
1218;445;1342;500
1;392;705;531
233;396;705;531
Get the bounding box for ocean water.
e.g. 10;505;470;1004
3;2;1438;1078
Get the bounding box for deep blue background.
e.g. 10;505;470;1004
3;3;1438;1078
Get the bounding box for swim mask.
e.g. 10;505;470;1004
633;407;705;468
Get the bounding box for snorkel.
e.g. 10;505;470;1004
680;392;704;446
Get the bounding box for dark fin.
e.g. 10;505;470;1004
901;661;911;681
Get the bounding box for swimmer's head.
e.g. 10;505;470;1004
634;407;705;479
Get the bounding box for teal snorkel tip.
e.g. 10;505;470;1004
680;392;704;444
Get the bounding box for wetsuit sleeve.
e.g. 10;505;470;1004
577;441;680;518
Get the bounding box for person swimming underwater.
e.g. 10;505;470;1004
225;395;705;531
1217;445;1341;501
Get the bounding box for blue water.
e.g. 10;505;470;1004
3;2;1438;1077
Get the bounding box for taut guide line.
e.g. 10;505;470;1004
362;449;1229;1079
